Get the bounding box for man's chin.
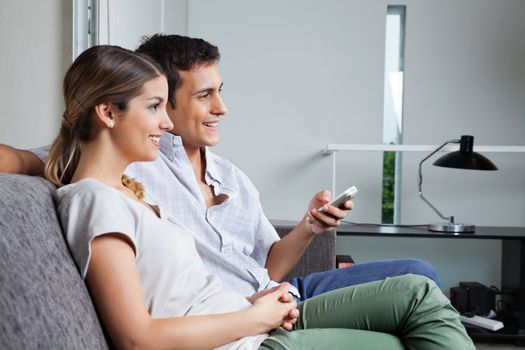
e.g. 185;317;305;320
205;138;220;147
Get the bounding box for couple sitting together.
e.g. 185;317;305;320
0;34;475;349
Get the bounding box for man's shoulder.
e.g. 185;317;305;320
206;150;237;170
207;151;250;180
207;151;259;194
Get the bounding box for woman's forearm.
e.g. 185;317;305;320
138;310;266;350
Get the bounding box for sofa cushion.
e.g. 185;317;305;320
0;174;109;350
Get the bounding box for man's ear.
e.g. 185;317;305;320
94;102;115;129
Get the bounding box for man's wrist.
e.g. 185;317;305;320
302;213;317;237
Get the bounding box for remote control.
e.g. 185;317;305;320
459;315;504;331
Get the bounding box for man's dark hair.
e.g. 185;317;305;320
136;34;220;108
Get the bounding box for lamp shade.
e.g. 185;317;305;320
432;135;498;171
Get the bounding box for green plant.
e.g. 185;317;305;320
381;151;396;224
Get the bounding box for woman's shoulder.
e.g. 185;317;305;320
57;178;117;197
55;178;137;239
55;178;124;211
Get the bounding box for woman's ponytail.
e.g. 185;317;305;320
44;114;82;187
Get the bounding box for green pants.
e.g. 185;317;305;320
259;274;475;350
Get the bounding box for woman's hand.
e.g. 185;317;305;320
248;282;299;332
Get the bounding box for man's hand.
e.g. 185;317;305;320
305;190;353;235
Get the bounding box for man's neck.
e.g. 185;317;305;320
184;144;227;208
185;145;207;184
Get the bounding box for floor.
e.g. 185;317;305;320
476;343;523;349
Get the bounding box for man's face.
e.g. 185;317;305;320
167;63;228;153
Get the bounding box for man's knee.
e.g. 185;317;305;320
401;258;441;287
403;258;434;273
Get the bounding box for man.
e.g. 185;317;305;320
0;34;439;300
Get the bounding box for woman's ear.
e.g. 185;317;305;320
94;102;115;129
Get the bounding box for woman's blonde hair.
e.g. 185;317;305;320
44;45;164;199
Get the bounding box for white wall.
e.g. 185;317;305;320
100;0;187;50
164;0;187;35
0;0;72;148
186;0;525;293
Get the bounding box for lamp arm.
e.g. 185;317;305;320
418;139;460;222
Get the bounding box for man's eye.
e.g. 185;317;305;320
198;92;210;99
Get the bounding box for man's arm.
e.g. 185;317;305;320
0;144;45;175
265;190;352;282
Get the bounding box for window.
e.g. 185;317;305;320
73;0;99;59
381;5;406;224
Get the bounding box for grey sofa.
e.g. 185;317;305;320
0;173;335;349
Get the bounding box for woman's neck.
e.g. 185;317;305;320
70;140;128;190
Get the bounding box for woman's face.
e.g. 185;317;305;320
113;75;173;163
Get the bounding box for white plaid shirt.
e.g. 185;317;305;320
126;133;284;296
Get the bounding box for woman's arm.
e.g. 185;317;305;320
87;234;296;350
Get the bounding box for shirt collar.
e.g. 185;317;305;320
160;133;184;161
160;133;224;188
203;149;224;188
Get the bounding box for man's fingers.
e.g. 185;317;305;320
309;208;341;227
318;201;352;218
308;190;331;211
315;190;331;202
342;200;354;210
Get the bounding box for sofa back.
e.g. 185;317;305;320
274;223;336;282
0;174;109;350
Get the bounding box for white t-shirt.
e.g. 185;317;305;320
55;178;268;350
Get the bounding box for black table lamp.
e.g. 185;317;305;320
418;135;498;233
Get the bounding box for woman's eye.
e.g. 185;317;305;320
149;103;159;111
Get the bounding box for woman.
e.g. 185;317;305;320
45;45;475;350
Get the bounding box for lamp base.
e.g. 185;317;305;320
428;222;475;233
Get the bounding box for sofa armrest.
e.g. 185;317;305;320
272;220;336;282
